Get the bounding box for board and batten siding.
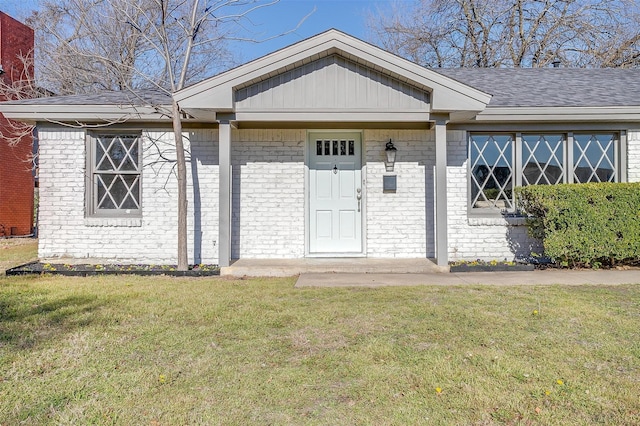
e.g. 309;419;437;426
235;55;430;111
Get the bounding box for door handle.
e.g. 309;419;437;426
356;188;362;212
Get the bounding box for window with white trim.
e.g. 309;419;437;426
87;133;142;217
469;132;620;212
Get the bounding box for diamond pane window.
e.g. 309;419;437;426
89;134;141;216
573;134;616;183
469;131;621;213
522;134;565;185
469;134;514;210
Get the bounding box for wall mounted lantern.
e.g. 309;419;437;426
385;139;397;172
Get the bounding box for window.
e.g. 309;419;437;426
573;134;617;183
315;139;356;156
87;133;142;217
469;132;620;212
470;134;514;210
522;134;565;185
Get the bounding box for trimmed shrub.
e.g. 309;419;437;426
515;183;640;267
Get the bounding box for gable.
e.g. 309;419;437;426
234;54;430;111
175;30;491;116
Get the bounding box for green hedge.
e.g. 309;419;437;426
515;183;640;267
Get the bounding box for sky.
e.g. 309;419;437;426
0;0;394;63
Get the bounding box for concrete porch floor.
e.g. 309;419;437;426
220;257;447;277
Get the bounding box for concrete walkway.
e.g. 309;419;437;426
295;269;640;287
221;257;446;276
220;258;639;287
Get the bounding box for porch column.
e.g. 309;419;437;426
218;116;232;267
434;115;449;267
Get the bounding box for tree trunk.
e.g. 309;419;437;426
172;99;189;270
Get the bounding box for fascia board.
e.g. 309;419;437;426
0;104;171;123
174;33;342;107
175;30;491;112
475;106;640;122
327;39;491;110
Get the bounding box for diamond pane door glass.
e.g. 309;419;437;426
469;134;514;210
573;134;616;182
522;134;565;185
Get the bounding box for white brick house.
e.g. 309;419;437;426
3;30;640;268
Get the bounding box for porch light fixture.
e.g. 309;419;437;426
385;139;397;172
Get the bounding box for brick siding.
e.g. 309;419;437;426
37;128;219;263
446;131;542;261
0;13;34;236
37;126;637;264
628;131;640;182
364;129;434;257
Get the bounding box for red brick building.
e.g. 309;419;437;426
0;12;34;236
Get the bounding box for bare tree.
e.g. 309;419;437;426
368;0;640;68
17;0;309;269
0;53;42;147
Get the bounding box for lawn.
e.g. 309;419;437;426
0;238;37;274
1;246;639;424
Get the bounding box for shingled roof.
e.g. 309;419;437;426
3;89;172;106
8;68;640;110
4;68;640;114
435;68;640;108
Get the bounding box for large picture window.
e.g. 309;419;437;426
87;133;142;217
470;134;514;210
469;132;620;212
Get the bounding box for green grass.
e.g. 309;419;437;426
1;243;639;424
0;238;37;274
1;276;639;425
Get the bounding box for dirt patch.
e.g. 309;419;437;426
0;238;38;274
0;237;36;248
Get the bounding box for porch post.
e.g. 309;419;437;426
434;115;449;267
218;116;232;267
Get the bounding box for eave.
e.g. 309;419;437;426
471;106;640;123
0;104;173;124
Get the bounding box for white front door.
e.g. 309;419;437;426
309;132;363;254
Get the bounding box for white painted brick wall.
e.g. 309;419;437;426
39;125;572;264
446;131;541;261
37;127;219;264
364;129;434;257
231;129;305;258
628;131;640;182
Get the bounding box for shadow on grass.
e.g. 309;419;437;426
0;282;107;350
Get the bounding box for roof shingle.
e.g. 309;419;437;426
434;68;640;108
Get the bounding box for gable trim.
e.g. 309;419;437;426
174;29;491;114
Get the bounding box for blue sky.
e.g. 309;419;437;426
227;0;391;62
1;0;394;62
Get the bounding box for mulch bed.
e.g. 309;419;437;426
449;261;535;273
5;262;220;277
